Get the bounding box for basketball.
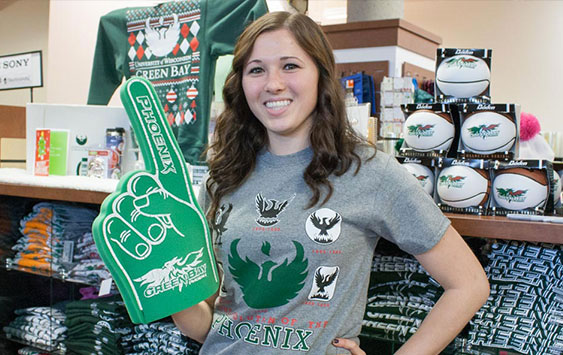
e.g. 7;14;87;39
492;168;548;210
403;110;455;152
402;163;435;195
436;55;490;98
461;111;516;154
437;165;490;208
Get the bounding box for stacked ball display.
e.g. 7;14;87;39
403;110;455;153
436;55;491;99
460;111;517;154
437;165;490;209
492;168;549;210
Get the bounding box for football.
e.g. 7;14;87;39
402;163;435;195
460;111;517;154
403;110;455;152
437;165;490;208
436;55;490;98
492;168;548;210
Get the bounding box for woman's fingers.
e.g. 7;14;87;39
332;338;366;355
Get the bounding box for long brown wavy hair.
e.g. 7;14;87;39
205;11;375;220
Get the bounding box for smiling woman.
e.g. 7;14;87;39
242;28;319;155
172;11;489;355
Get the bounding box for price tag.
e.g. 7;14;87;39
99;278;113;297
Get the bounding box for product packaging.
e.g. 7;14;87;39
457;103;520;160
436;158;491;215
489;160;556;216
397;156;437;196
399;103;459;158
86;149;111;179
435;48;492;104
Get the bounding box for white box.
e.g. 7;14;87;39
26;103;136;177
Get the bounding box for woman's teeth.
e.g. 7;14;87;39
265;100;291;109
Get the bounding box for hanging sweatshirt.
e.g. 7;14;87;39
87;0;268;164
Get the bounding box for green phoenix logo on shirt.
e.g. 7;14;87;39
407;124;435;138
229;239;308;309
496;188;528;203
439;175;466;189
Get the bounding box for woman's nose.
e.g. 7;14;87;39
264;70;285;93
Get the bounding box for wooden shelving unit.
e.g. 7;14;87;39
0;182;109;204
0;180;561;244
446;213;562;244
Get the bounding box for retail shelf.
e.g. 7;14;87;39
447;213;563;244
0;168;117;204
0;171;560;244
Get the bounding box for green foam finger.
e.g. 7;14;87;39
92;77;218;324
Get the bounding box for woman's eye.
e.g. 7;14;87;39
247;67;263;74
284;63;299;70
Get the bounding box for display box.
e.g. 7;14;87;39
399;103;459;158
435;48;492;104
456;103;520;161
436;158;491;215
26;103;136;177
489;160;556;216
397;156;437;197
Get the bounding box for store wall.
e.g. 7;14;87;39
0;0;49;106
403;0;563;132
2;0;561;133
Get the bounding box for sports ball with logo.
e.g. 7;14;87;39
436;55;490;98
402;163;435;195
403;111;455;152
492;168;549;210
437;165;490;208
461;111;516;154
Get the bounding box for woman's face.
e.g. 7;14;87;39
242;28;319;154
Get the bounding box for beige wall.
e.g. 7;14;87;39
404;0;562;132
0;0;49;106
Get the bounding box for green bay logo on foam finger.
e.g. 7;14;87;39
492;168;549;210
436;55;490;98
403;110;455;152
461;111;516;154
437;165;490;208
92;77;218;324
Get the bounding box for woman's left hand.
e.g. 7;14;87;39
332;338;366;355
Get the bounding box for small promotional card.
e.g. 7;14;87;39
397;156;437;197
34;128;50;176
48;129;70;176
399;103;459;158
457;103;520;160
489;160;555;216
436;158;490;215
435;48;492;104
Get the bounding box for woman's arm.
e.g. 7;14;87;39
171;290;219;344
395;225;490;354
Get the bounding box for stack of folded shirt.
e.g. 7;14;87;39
10;202;98;277
121;321;201;355
362;254;442;344
68;232;111;284
0;197;32;262
468;241;563;355
3;306;67;353
64;297;132;355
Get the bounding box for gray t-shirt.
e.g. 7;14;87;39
198;146;450;354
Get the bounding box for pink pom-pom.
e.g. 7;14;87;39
519;112;541;142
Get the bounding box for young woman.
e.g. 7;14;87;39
172;11;489;355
